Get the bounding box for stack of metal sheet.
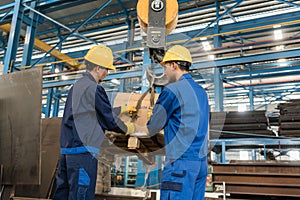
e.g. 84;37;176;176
210;111;274;139
278;99;300;137
212;161;300;198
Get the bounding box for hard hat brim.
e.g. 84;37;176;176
106;65;116;71
160;61;166;65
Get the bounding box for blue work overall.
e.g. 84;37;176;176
147;74;210;200
53;72;127;200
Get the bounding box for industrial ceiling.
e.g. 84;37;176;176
1;0;300;110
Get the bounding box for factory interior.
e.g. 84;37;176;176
1;0;300;199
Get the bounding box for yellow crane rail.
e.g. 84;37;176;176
0;24;84;70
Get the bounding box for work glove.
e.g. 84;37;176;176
125;121;135;136
120;105;136;117
147;106;153;120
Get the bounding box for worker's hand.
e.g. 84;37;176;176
125;121;135;136
147;106;153;120
120;105;136;117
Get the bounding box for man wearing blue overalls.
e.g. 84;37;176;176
147;45;209;200
53;45;135;200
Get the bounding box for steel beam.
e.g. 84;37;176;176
126;18;136;61
184;0;243;45
210;138;300;146
31;0;113;67
3;0;23;73
220;2;237;23
213;1;224;112
0;9;12;23
29;0;136;68
117;0;129;19
30;10;300;70
0;23;83;69
222;64;300;78
192;49;300;69
141;48;151;93
276;0;300;8
22;1;38;67
52;88;60;117
45;88;53;118
23;3;98;46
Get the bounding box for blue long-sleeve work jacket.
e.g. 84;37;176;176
147;74;210;160
60;72;127;155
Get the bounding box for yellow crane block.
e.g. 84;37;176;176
0;24;84;70
137;0;178;35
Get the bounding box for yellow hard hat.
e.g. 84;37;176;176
84;45;116;70
160;45;192;65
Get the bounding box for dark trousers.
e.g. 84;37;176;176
53;153;98;200
160;159;207;200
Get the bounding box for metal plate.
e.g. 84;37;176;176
39;117;61;196
0;68;42;185
15;117;61;198
212;162;300;197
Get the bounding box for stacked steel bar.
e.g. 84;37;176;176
278;99;300;137
210;111;274;139
212;161;300;198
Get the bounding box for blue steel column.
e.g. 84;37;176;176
45;88;53;118
142;48;151;93
52;27;63;117
123;157;129;187
119;79;125;92
52;93;60;117
3;0;23;74
263;145;267;160
21;1;38;67
0;33;5;51
249;87;254;110
248;65;254;110
213;0;224;112
126;18;136;61
214;69;224;111
252;149;257;160
221;141;226;163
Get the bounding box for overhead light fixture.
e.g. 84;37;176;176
278;58;287;62
278;58;288;66
111;79;120;85
208;55;215;60
276;45;284;51
202;41;212;51
238;104;247;112
273;25;283;40
201;37;212;51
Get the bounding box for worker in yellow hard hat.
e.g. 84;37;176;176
53;45;135;200
147;45;210;200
